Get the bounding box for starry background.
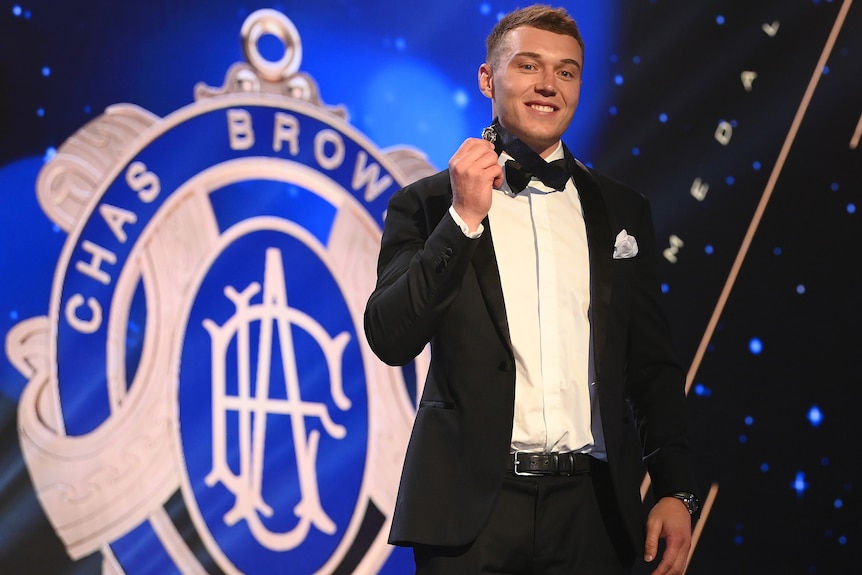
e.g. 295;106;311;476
0;1;860;574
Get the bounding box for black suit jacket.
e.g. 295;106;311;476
364;150;697;553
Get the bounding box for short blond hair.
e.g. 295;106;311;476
485;5;584;68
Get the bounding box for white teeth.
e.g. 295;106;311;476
531;105;554;112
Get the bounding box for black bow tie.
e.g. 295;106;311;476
482;119;571;195
504;157;570;194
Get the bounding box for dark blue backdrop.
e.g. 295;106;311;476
1;1;860;573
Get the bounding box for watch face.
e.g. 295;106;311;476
673;493;697;514
687;496;699;514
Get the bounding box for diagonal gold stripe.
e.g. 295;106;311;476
851;112;862;149
684;483;719;573
641;0;855;568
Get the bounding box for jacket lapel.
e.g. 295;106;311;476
565;149;613;379
472;222;513;352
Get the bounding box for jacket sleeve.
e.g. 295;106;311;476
624;194;698;499
364;173;482;366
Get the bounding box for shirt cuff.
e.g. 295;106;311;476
448;205;484;239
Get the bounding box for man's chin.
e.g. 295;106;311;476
498;119;566;152
521;133;565;155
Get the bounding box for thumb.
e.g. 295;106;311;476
644;519;660;562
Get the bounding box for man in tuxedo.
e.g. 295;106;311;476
364;5;698;574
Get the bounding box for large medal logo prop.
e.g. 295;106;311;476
6;9;432;574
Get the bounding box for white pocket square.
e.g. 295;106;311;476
613;229;638;259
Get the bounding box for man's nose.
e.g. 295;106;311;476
537;70;557;93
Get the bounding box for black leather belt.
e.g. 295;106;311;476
506;451;592;476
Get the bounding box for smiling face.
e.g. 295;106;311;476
479;26;583;158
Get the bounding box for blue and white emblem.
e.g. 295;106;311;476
199;246;353;552
6;9;432;574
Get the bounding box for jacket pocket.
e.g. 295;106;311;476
418;400;454;409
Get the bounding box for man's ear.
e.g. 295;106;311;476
478;63;493;98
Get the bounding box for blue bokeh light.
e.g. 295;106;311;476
453;89;469;108
749;338;763;355
793;471;809;497
694;383;713;397
808;405;823;427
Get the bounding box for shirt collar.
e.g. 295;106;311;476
498;141;565;165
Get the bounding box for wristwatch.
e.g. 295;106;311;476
669;491;700;516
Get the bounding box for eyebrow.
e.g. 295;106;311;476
514;51;582;69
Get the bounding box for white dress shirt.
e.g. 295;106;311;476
449;143;606;459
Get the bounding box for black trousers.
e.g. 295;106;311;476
414;460;635;575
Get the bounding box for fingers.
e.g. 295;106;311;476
644;516;660;563
448;138;501;230
450;136;497;163
645;498;692;575
491;163;505;189
648;541;679;575
449;138;500;184
649;537;690;575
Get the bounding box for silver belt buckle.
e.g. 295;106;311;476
512;450;537;476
